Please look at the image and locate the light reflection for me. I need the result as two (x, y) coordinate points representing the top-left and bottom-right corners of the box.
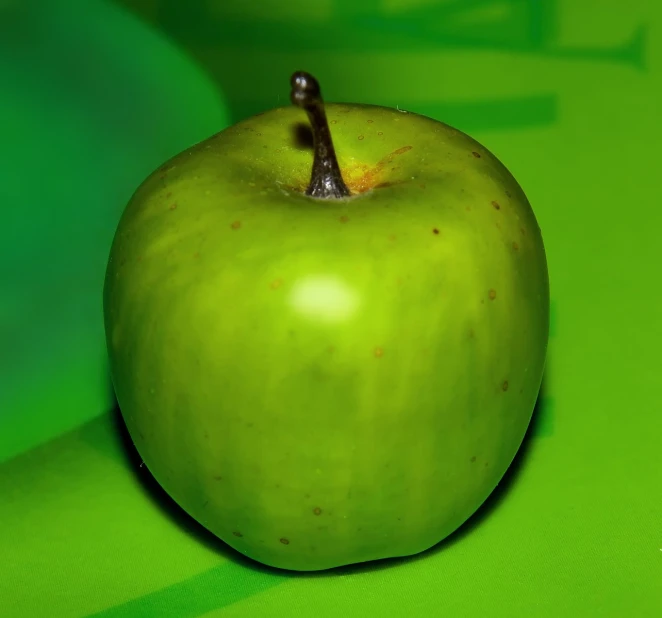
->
(289, 275), (360, 324)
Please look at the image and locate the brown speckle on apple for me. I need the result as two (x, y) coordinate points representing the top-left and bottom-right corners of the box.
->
(313, 507), (322, 516)
(489, 289), (497, 300)
(502, 381), (509, 391)
(492, 200), (500, 210)
(280, 538), (290, 545)
(339, 215), (349, 223)
(231, 220), (242, 230)
(374, 347), (384, 358)
(512, 241), (519, 250)
(472, 151), (481, 158)
(358, 135), (364, 140)
(233, 531), (243, 537)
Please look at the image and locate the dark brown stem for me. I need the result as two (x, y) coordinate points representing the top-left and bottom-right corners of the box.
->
(290, 71), (351, 199)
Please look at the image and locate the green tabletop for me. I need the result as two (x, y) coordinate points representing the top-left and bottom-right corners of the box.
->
(1, 1), (660, 616)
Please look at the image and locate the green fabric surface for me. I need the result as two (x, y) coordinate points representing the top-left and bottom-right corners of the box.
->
(1, 0), (660, 616)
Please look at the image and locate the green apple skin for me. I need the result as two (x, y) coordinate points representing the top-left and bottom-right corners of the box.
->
(104, 103), (549, 572)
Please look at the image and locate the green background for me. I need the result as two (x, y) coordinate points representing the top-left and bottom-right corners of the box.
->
(1, 0), (659, 616)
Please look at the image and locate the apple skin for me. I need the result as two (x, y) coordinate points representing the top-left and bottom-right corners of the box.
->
(104, 103), (549, 572)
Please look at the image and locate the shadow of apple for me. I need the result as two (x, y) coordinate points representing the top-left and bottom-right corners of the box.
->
(109, 367), (549, 577)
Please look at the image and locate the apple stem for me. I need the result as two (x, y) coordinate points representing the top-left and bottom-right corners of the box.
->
(290, 71), (351, 199)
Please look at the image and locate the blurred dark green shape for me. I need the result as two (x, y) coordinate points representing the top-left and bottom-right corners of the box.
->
(0, 0), (229, 462)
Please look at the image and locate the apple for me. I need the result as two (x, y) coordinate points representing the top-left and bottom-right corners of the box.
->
(104, 71), (549, 572)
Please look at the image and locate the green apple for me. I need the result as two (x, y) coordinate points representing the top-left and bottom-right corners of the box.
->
(104, 71), (549, 572)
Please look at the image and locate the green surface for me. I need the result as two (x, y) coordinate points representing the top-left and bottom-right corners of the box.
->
(1, 0), (660, 616)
